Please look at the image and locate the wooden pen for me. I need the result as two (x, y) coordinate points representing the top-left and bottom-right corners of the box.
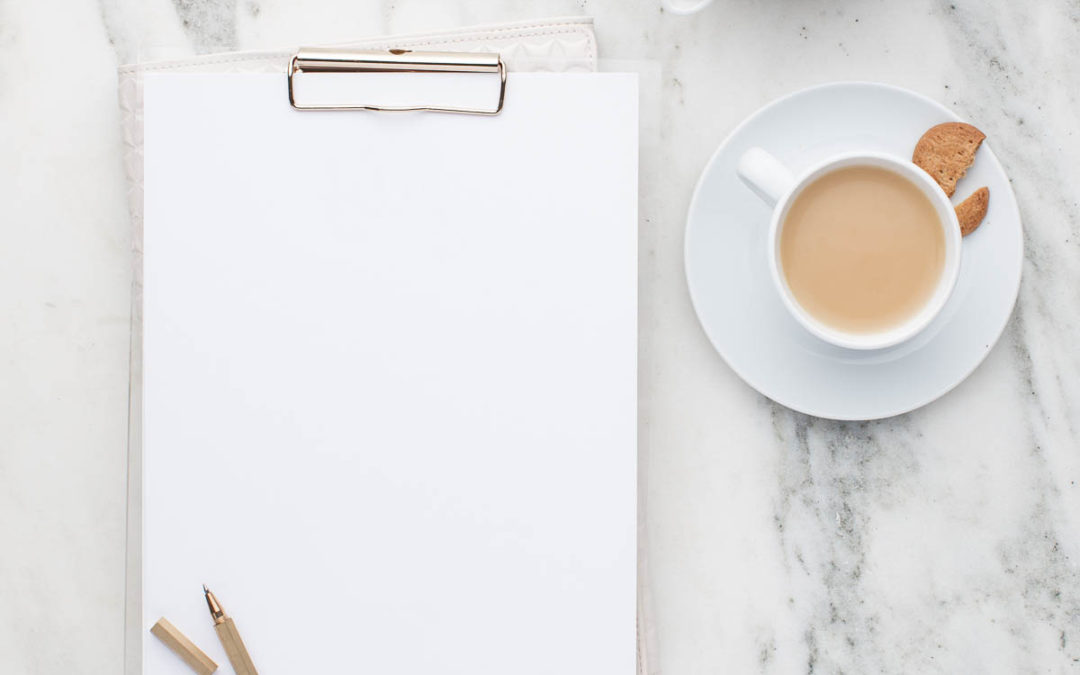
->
(203, 585), (258, 675)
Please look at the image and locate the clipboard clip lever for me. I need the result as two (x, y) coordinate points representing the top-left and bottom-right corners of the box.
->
(287, 47), (507, 115)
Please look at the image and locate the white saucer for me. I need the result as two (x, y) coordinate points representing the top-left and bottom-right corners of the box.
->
(684, 82), (1023, 420)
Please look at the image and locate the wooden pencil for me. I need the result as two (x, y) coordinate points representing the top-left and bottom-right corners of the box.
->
(203, 585), (258, 675)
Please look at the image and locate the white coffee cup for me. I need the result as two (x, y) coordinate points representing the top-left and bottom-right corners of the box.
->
(736, 148), (962, 350)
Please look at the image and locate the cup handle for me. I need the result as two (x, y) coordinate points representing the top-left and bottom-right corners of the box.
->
(737, 147), (795, 207)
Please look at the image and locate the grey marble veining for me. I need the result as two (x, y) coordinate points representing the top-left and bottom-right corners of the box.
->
(171, 0), (239, 52)
(1, 0), (1079, 673)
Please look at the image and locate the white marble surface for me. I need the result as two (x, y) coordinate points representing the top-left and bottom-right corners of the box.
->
(2, 1), (1079, 673)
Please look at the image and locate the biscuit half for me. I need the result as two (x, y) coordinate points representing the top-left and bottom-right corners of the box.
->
(955, 186), (989, 236)
(913, 122), (986, 197)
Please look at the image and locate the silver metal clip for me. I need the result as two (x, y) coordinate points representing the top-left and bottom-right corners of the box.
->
(287, 47), (507, 114)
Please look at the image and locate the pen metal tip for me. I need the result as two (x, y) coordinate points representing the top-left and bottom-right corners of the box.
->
(203, 584), (209, 594)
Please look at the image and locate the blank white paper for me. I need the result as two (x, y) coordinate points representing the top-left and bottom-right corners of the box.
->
(141, 72), (637, 674)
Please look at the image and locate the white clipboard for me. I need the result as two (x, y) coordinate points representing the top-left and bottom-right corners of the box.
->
(120, 18), (654, 675)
